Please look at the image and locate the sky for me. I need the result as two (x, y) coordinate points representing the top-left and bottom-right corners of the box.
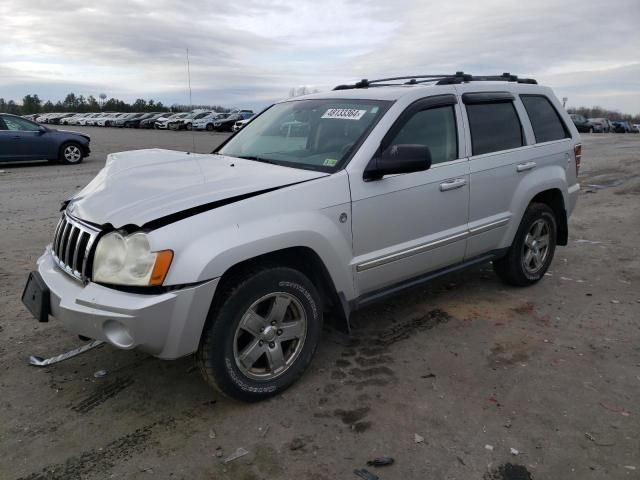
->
(1, 0), (639, 113)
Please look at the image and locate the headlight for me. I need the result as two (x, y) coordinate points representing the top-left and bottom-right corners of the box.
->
(93, 231), (173, 286)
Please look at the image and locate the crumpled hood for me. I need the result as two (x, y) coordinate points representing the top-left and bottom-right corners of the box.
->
(67, 149), (327, 228)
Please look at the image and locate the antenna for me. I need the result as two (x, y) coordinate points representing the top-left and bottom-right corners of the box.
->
(186, 47), (195, 153)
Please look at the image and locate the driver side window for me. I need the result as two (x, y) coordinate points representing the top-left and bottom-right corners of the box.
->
(3, 116), (40, 132)
(387, 106), (458, 164)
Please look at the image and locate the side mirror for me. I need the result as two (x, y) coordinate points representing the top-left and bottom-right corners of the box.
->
(364, 144), (432, 181)
(38, 126), (48, 135)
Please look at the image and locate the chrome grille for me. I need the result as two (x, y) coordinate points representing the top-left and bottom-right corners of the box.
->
(51, 213), (100, 282)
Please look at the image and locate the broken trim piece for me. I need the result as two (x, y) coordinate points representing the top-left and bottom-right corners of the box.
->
(28, 340), (105, 367)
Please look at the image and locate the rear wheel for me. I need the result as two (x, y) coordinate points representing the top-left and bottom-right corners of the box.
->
(186, 123), (192, 131)
(197, 267), (323, 402)
(206, 123), (214, 131)
(494, 203), (557, 286)
(58, 142), (84, 165)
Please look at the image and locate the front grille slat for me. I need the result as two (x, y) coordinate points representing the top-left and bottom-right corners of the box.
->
(74, 232), (90, 273)
(51, 213), (100, 283)
(58, 222), (72, 260)
(65, 227), (80, 267)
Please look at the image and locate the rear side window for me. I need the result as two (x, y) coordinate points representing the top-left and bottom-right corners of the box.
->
(388, 105), (458, 164)
(466, 102), (523, 155)
(521, 95), (570, 143)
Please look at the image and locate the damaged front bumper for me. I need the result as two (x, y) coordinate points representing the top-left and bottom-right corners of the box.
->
(27, 248), (218, 359)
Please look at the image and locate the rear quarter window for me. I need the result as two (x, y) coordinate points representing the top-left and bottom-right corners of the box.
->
(520, 95), (570, 143)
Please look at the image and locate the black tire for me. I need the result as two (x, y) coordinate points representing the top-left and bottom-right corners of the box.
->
(206, 123), (214, 131)
(493, 203), (557, 286)
(57, 142), (84, 165)
(197, 267), (323, 402)
(186, 123), (192, 131)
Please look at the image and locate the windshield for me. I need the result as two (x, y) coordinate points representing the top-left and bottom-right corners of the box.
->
(217, 99), (391, 172)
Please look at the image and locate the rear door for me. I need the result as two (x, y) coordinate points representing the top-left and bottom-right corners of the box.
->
(350, 95), (470, 296)
(460, 91), (531, 259)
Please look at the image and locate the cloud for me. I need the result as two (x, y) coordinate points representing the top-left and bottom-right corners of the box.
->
(1, 0), (639, 112)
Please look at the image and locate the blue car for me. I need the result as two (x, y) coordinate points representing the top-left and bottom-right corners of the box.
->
(0, 113), (91, 165)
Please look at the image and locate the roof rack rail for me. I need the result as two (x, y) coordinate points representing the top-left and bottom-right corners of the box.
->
(333, 72), (537, 90)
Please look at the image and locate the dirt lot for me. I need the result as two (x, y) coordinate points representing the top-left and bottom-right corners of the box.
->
(0, 129), (638, 480)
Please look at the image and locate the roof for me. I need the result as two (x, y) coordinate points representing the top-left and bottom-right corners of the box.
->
(288, 73), (546, 103)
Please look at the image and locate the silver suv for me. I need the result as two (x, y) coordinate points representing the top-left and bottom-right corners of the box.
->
(23, 72), (581, 401)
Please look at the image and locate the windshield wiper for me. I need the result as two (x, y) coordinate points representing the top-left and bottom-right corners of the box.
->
(236, 155), (277, 165)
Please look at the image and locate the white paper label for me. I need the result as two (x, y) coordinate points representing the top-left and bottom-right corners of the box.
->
(321, 108), (367, 120)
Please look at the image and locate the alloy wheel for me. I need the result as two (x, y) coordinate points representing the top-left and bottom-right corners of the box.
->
(64, 145), (82, 163)
(521, 218), (550, 275)
(233, 292), (307, 381)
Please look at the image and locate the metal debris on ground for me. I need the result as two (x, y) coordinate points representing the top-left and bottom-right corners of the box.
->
(354, 468), (379, 480)
(260, 425), (270, 438)
(208, 428), (216, 439)
(366, 457), (394, 467)
(93, 369), (107, 378)
(414, 433), (424, 443)
(223, 447), (248, 464)
(510, 447), (519, 455)
(485, 444), (494, 451)
(28, 339), (105, 367)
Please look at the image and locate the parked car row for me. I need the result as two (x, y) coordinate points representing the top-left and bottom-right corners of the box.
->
(23, 109), (256, 132)
(569, 113), (639, 133)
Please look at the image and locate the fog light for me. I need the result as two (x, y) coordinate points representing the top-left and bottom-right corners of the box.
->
(103, 320), (135, 348)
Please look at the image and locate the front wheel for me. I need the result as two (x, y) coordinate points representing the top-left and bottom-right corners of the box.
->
(58, 142), (84, 165)
(197, 267), (323, 402)
(205, 123), (214, 131)
(493, 203), (557, 286)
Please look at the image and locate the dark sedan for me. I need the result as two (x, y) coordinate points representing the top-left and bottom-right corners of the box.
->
(0, 114), (90, 165)
(213, 112), (253, 132)
(569, 113), (594, 133)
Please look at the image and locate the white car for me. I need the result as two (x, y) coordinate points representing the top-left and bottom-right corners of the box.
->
(60, 113), (89, 126)
(192, 113), (229, 131)
(77, 113), (104, 126)
(95, 113), (124, 127)
(23, 72), (581, 402)
(155, 112), (189, 129)
(232, 116), (254, 132)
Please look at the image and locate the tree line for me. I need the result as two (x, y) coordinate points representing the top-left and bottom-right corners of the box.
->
(0, 93), (230, 115)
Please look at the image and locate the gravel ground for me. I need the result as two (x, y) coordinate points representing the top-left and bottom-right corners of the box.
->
(0, 128), (638, 480)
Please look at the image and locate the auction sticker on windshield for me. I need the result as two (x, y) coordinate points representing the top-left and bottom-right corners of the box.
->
(321, 108), (367, 120)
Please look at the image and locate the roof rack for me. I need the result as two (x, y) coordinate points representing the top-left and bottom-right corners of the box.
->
(333, 72), (537, 90)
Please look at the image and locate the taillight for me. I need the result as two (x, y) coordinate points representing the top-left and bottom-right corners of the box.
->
(574, 143), (582, 176)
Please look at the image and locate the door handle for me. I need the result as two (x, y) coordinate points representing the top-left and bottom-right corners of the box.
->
(516, 161), (536, 172)
(439, 178), (467, 192)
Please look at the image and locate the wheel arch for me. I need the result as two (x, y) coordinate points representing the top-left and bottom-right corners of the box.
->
(210, 246), (349, 332)
(528, 188), (568, 245)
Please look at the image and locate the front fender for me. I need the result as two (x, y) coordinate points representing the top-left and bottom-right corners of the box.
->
(149, 173), (355, 301)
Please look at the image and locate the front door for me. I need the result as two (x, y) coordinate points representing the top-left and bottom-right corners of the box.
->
(1, 115), (54, 160)
(350, 96), (469, 297)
